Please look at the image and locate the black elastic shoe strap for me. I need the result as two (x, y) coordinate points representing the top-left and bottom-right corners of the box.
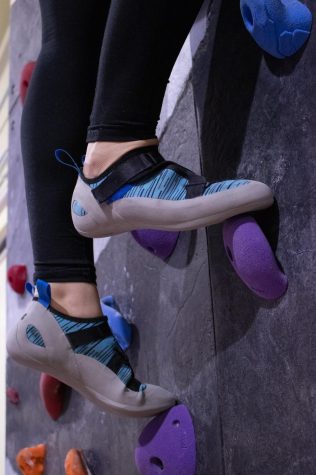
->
(127, 377), (142, 392)
(107, 348), (141, 392)
(66, 321), (112, 349)
(90, 147), (208, 203)
(107, 351), (125, 374)
(92, 149), (165, 203)
(185, 174), (208, 198)
(158, 162), (207, 198)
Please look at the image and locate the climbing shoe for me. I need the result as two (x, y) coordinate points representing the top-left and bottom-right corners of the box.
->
(55, 146), (274, 238)
(7, 280), (176, 418)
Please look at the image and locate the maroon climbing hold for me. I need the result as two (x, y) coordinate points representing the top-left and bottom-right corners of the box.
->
(7, 265), (27, 294)
(39, 373), (69, 420)
(6, 387), (20, 405)
(20, 61), (36, 105)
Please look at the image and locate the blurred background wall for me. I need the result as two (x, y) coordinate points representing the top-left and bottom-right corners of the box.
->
(0, 1), (9, 474)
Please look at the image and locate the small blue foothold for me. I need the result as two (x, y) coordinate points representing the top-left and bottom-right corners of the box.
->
(100, 296), (133, 351)
(101, 295), (119, 311)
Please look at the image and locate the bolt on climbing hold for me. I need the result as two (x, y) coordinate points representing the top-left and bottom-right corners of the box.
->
(20, 61), (36, 104)
(131, 229), (179, 260)
(7, 265), (27, 294)
(6, 386), (20, 405)
(39, 373), (70, 420)
(64, 449), (94, 475)
(16, 443), (46, 475)
(135, 404), (196, 475)
(223, 215), (288, 300)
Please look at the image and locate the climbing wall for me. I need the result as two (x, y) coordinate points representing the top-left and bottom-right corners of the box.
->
(6, 0), (316, 474)
(6, 0), (221, 474)
(193, 0), (316, 473)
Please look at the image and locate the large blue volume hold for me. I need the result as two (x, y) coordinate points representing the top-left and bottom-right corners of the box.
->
(240, 0), (312, 58)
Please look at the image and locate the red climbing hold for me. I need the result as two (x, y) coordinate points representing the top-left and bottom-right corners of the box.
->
(6, 386), (20, 405)
(20, 61), (36, 105)
(7, 265), (27, 294)
(39, 373), (69, 420)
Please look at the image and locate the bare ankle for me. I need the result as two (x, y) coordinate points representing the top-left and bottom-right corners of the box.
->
(49, 282), (102, 318)
(83, 138), (158, 179)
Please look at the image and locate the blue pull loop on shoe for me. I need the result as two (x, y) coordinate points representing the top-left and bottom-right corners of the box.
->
(35, 279), (51, 309)
(240, 0), (312, 58)
(55, 149), (82, 174)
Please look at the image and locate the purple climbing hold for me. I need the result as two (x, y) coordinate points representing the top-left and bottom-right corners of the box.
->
(131, 229), (179, 260)
(223, 215), (288, 300)
(135, 404), (196, 475)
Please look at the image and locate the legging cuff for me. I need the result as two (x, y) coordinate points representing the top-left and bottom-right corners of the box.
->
(86, 123), (157, 142)
(33, 263), (96, 284)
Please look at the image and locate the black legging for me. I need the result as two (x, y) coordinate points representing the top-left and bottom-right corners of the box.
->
(21, 0), (204, 283)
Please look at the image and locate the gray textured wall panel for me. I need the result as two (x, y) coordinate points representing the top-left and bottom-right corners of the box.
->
(193, 0), (316, 473)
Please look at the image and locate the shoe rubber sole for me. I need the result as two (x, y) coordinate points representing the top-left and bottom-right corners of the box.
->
(7, 322), (176, 418)
(72, 179), (274, 238)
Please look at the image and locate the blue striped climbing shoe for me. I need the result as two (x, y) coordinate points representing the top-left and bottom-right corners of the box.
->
(6, 279), (176, 418)
(55, 146), (274, 238)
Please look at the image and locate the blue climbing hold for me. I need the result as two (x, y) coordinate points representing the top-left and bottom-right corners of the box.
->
(240, 0), (312, 58)
(100, 295), (133, 351)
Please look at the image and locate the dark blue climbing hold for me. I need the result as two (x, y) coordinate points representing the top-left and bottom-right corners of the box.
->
(240, 0), (312, 58)
(100, 295), (133, 351)
(135, 404), (196, 475)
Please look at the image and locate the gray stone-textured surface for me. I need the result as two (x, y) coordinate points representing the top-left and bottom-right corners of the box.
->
(193, 0), (316, 473)
(6, 0), (316, 474)
(6, 1), (221, 474)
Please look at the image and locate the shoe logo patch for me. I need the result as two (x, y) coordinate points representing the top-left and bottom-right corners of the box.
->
(26, 324), (45, 347)
(72, 200), (87, 217)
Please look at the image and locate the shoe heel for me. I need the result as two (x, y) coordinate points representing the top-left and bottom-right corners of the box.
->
(7, 323), (49, 373)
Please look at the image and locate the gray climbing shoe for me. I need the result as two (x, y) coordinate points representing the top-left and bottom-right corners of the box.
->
(55, 146), (274, 238)
(7, 280), (176, 418)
